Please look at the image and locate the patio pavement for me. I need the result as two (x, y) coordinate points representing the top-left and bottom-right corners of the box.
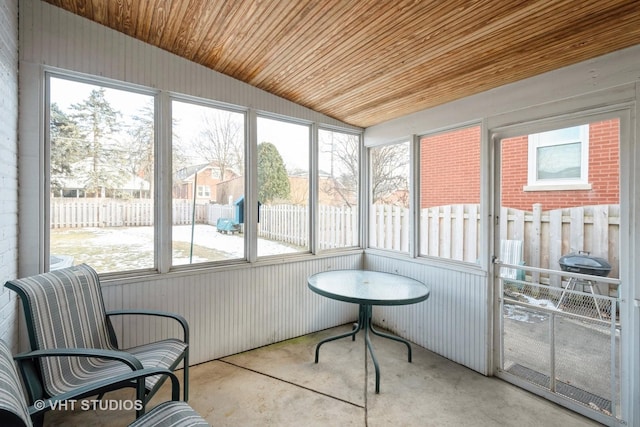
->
(43, 324), (600, 426)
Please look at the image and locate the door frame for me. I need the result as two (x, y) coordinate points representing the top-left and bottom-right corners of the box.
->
(489, 105), (632, 426)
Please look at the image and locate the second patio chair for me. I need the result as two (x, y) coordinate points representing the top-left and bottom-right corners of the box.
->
(4, 264), (189, 422)
(0, 339), (208, 427)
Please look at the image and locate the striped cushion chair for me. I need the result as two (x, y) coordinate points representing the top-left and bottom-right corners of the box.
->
(128, 401), (210, 427)
(4, 264), (189, 421)
(0, 339), (208, 427)
(0, 340), (31, 427)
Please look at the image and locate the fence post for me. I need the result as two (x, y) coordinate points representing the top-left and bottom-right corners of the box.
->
(531, 203), (542, 285)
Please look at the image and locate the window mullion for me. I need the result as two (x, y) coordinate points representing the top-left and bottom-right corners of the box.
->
(157, 91), (172, 274)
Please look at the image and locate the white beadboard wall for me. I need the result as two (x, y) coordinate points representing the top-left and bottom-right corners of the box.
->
(102, 255), (362, 365)
(0, 0), (19, 351)
(364, 253), (489, 374)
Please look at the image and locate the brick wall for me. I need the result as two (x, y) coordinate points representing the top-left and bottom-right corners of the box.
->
(0, 0), (19, 350)
(419, 120), (620, 211)
(420, 126), (481, 208)
(501, 119), (619, 210)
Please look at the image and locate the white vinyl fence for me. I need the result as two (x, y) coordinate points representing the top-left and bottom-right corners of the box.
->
(51, 199), (619, 279)
(50, 198), (358, 250)
(369, 203), (619, 282)
(50, 199), (236, 228)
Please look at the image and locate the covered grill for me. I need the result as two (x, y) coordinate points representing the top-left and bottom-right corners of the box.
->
(559, 251), (611, 277)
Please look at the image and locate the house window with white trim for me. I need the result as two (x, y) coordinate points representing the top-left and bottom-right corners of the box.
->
(525, 124), (590, 191)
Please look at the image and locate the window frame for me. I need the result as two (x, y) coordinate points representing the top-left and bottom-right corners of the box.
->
(42, 70), (364, 277)
(416, 124), (482, 263)
(255, 113), (313, 258)
(169, 95), (249, 270)
(367, 139), (412, 254)
(45, 71), (159, 275)
(525, 124), (591, 191)
(196, 185), (210, 198)
(316, 126), (362, 252)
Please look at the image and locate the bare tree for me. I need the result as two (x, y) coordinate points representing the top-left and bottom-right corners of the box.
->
(370, 142), (410, 206)
(319, 131), (359, 207)
(193, 110), (244, 179)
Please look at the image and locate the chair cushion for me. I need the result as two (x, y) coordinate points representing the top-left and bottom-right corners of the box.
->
(0, 340), (32, 427)
(41, 339), (187, 396)
(128, 401), (209, 427)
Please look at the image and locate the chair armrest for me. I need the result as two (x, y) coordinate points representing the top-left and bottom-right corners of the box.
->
(14, 347), (144, 371)
(106, 310), (189, 344)
(28, 368), (180, 417)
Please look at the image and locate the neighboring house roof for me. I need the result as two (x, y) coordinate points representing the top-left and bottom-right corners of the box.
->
(174, 163), (210, 183)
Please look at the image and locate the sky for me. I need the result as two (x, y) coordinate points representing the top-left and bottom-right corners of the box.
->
(51, 76), (312, 172)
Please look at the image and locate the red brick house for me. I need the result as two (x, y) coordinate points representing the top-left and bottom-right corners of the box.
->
(420, 120), (619, 210)
(174, 163), (238, 204)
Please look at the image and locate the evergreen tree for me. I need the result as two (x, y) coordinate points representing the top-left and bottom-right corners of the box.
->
(128, 103), (155, 198)
(70, 88), (124, 197)
(50, 103), (82, 194)
(257, 142), (290, 203)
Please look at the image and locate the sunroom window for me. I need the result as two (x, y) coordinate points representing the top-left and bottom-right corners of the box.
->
(48, 75), (155, 273)
(171, 100), (246, 266)
(46, 72), (359, 274)
(317, 129), (360, 250)
(257, 117), (310, 257)
(369, 141), (410, 253)
(418, 125), (481, 262)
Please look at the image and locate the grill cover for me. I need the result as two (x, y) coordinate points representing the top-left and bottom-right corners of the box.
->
(559, 251), (611, 277)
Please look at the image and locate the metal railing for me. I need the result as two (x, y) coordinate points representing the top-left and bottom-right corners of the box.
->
(497, 262), (621, 423)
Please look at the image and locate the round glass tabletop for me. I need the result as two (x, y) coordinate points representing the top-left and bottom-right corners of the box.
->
(307, 270), (430, 306)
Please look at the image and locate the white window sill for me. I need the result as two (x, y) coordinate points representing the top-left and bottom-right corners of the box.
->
(523, 183), (592, 192)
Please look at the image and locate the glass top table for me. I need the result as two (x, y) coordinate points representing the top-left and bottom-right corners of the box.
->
(308, 270), (431, 393)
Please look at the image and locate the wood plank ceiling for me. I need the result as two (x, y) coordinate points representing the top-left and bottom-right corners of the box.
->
(43, 0), (640, 128)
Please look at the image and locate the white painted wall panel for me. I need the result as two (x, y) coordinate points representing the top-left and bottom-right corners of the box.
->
(364, 254), (489, 374)
(102, 255), (363, 364)
(0, 0), (19, 351)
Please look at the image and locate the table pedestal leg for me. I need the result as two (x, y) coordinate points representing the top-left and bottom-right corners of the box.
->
(314, 304), (414, 394)
(362, 305), (381, 393)
(314, 305), (364, 363)
(369, 321), (413, 362)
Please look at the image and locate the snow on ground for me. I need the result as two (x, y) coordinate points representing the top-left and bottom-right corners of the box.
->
(51, 224), (301, 272)
(172, 224), (300, 257)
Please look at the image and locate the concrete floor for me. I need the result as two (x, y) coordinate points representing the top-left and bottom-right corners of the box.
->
(43, 324), (601, 426)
